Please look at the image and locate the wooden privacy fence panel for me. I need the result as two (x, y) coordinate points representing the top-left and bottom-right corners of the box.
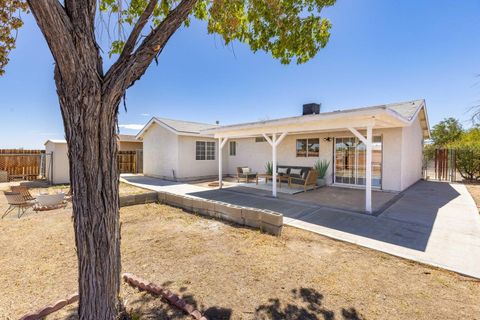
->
(423, 148), (458, 182)
(0, 149), (46, 181)
(118, 151), (137, 174)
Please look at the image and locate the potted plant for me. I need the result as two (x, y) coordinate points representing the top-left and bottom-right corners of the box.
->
(314, 159), (330, 187)
(265, 161), (273, 175)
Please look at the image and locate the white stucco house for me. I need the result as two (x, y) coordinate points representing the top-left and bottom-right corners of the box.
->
(137, 99), (430, 212)
(44, 134), (143, 184)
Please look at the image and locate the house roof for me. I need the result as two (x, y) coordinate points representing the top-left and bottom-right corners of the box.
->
(44, 139), (67, 145)
(45, 134), (142, 145)
(117, 134), (141, 142)
(203, 99), (430, 139)
(137, 117), (219, 138)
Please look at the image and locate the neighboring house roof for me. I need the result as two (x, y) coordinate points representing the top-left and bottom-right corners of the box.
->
(117, 134), (141, 143)
(137, 117), (219, 139)
(44, 139), (67, 145)
(45, 134), (142, 145)
(203, 99), (430, 139)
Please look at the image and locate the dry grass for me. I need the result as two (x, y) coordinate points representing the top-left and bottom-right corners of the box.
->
(0, 181), (150, 197)
(466, 183), (480, 212)
(0, 204), (479, 320)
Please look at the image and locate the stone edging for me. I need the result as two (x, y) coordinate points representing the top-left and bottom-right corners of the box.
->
(20, 294), (78, 320)
(123, 273), (208, 320)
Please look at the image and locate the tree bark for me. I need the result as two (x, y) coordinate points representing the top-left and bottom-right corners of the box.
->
(55, 65), (122, 319)
(27, 0), (197, 318)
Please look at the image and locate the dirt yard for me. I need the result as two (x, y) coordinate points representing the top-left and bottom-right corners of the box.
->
(0, 181), (149, 196)
(0, 203), (479, 320)
(466, 183), (480, 212)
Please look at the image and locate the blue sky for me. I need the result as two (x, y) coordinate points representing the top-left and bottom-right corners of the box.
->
(1, 0), (479, 148)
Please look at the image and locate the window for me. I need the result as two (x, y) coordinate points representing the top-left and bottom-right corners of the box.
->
(255, 136), (272, 143)
(229, 141), (236, 156)
(196, 141), (216, 160)
(296, 138), (319, 157)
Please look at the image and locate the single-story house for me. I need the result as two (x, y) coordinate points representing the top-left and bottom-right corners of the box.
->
(45, 134), (143, 184)
(137, 99), (430, 213)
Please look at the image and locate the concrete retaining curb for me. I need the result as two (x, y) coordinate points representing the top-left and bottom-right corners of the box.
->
(120, 191), (159, 207)
(159, 191), (283, 236)
(119, 191), (283, 235)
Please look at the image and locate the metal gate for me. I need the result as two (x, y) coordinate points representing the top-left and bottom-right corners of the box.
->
(423, 148), (458, 182)
(0, 150), (52, 182)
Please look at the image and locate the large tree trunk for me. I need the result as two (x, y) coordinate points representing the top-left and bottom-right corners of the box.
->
(56, 67), (122, 319)
(26, 1), (198, 318)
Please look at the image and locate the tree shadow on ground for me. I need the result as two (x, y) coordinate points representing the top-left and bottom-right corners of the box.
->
(254, 287), (365, 320)
(125, 286), (232, 320)
(58, 287), (360, 320)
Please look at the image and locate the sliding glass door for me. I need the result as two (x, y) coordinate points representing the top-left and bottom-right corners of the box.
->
(334, 136), (382, 188)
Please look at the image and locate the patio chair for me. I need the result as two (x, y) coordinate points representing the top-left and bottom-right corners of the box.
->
(288, 169), (318, 192)
(10, 186), (36, 202)
(236, 167), (258, 183)
(2, 191), (34, 219)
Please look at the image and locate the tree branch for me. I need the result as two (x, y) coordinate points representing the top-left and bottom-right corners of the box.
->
(120, 0), (158, 60)
(64, 0), (103, 76)
(27, 0), (78, 82)
(103, 0), (198, 104)
(64, 0), (96, 34)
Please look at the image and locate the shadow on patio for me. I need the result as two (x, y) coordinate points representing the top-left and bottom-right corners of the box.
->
(187, 181), (461, 252)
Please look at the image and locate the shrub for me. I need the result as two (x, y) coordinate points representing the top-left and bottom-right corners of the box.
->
(450, 128), (480, 181)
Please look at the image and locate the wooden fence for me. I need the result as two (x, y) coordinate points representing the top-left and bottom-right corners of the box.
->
(0, 149), (46, 181)
(118, 151), (137, 174)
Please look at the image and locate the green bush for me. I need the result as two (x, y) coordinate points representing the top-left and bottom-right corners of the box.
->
(450, 128), (480, 181)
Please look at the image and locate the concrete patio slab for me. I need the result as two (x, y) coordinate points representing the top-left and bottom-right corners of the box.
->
(121, 175), (480, 279)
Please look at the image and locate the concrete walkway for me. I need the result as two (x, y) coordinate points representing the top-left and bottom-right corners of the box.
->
(121, 175), (480, 279)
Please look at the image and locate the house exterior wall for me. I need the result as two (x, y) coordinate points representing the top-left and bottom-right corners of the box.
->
(119, 141), (143, 151)
(141, 119), (424, 191)
(225, 128), (405, 191)
(226, 133), (333, 179)
(45, 142), (70, 185)
(176, 135), (228, 180)
(400, 116), (424, 190)
(143, 122), (179, 180)
(381, 128), (403, 191)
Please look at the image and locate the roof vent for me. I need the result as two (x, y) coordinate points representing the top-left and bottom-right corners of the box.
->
(303, 103), (321, 115)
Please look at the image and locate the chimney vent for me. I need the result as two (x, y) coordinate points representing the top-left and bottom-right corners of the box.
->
(302, 103), (321, 115)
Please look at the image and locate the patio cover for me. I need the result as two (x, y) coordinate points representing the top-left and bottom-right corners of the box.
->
(202, 100), (429, 213)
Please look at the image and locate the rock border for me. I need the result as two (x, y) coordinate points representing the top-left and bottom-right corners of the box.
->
(20, 293), (78, 320)
(123, 273), (208, 320)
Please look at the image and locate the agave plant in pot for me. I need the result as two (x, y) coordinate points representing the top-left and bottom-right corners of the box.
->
(265, 161), (273, 175)
(314, 159), (330, 187)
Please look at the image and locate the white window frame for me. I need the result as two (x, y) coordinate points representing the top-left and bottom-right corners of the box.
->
(229, 141), (236, 156)
(196, 141), (216, 161)
(296, 138), (320, 158)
